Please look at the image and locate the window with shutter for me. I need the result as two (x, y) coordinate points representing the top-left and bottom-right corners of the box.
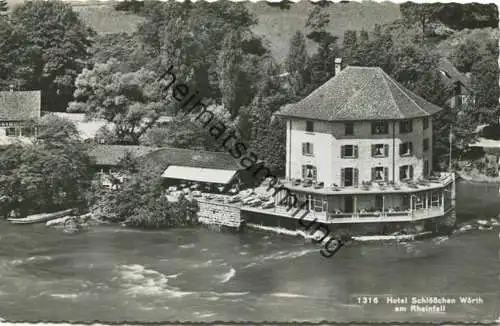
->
(341, 168), (345, 187)
(384, 144), (389, 157)
(409, 165), (414, 179)
(342, 145), (356, 158)
(353, 168), (359, 187)
(302, 142), (313, 156)
(372, 144), (387, 157)
(384, 167), (388, 181)
(340, 145), (344, 158)
(400, 142), (413, 156)
(373, 167), (385, 181)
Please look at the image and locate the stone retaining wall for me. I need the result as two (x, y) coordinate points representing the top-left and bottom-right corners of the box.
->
(197, 200), (241, 229)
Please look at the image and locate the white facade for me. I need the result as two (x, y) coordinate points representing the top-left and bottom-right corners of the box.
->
(286, 117), (434, 187)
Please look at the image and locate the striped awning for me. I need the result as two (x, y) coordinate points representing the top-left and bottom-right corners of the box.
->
(161, 165), (237, 185)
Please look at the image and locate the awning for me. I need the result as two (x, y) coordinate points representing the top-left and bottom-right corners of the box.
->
(161, 165), (237, 184)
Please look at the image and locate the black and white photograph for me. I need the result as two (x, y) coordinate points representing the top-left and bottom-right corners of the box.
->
(0, 0), (499, 323)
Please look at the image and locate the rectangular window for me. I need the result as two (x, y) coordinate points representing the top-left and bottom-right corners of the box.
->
(400, 119), (413, 133)
(341, 145), (358, 158)
(341, 167), (358, 187)
(371, 167), (388, 182)
(399, 165), (414, 181)
(423, 138), (429, 152)
(371, 121), (389, 135)
(371, 144), (389, 158)
(345, 122), (354, 136)
(306, 121), (314, 133)
(399, 142), (413, 156)
(423, 117), (429, 130)
(302, 142), (314, 156)
(302, 164), (317, 181)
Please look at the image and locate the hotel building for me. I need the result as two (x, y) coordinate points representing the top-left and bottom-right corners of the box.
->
(270, 63), (455, 231)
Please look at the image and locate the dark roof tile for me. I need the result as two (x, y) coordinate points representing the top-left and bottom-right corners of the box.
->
(276, 66), (443, 121)
(0, 91), (41, 121)
(143, 147), (241, 171)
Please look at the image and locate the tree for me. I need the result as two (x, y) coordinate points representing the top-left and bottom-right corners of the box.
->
(35, 114), (81, 145)
(0, 117), (93, 218)
(9, 0), (94, 111)
(304, 6), (340, 90)
(342, 30), (357, 66)
(88, 33), (150, 72)
(217, 29), (245, 117)
(450, 39), (482, 73)
(138, 0), (260, 105)
(68, 59), (172, 144)
(471, 56), (500, 110)
(286, 31), (309, 96)
(305, 6), (335, 45)
(400, 2), (442, 39)
(142, 104), (237, 151)
(90, 160), (198, 228)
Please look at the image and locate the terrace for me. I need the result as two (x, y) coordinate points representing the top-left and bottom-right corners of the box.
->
(273, 172), (455, 196)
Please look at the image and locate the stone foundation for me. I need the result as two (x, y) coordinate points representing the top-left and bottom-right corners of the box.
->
(197, 201), (241, 230)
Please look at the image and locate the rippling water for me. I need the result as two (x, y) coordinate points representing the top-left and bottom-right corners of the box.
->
(0, 182), (498, 322)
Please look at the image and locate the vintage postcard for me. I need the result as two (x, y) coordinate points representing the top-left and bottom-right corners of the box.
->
(0, 0), (498, 324)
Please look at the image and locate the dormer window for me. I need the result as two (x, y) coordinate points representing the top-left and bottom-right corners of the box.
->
(345, 122), (354, 135)
(400, 119), (413, 133)
(371, 121), (388, 135)
(306, 121), (314, 132)
(423, 117), (429, 130)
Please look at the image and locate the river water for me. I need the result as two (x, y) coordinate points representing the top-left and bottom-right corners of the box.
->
(0, 182), (498, 323)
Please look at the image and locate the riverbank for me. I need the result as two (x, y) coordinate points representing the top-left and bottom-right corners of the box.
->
(456, 170), (500, 183)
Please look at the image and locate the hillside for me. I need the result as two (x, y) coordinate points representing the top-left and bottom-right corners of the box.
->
(246, 1), (401, 63)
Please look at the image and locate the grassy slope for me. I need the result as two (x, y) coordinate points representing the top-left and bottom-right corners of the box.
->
(44, 1), (401, 64)
(247, 1), (401, 63)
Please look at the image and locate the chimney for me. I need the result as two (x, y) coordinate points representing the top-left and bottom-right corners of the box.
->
(9, 84), (14, 93)
(335, 58), (342, 76)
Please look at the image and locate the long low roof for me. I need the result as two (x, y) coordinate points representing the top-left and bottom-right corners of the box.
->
(161, 165), (237, 184)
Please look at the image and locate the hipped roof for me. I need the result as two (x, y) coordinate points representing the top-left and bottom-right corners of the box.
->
(276, 66), (443, 122)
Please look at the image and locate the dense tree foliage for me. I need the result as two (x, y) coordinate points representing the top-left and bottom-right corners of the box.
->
(286, 31), (310, 97)
(0, 116), (93, 218)
(68, 59), (172, 144)
(4, 1), (94, 111)
(90, 159), (198, 228)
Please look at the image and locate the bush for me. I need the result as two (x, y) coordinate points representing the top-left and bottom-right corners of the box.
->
(486, 167), (498, 177)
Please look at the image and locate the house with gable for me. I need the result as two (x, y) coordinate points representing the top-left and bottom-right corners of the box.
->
(0, 88), (41, 143)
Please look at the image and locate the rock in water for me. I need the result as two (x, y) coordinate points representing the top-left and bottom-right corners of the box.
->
(477, 220), (490, 227)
